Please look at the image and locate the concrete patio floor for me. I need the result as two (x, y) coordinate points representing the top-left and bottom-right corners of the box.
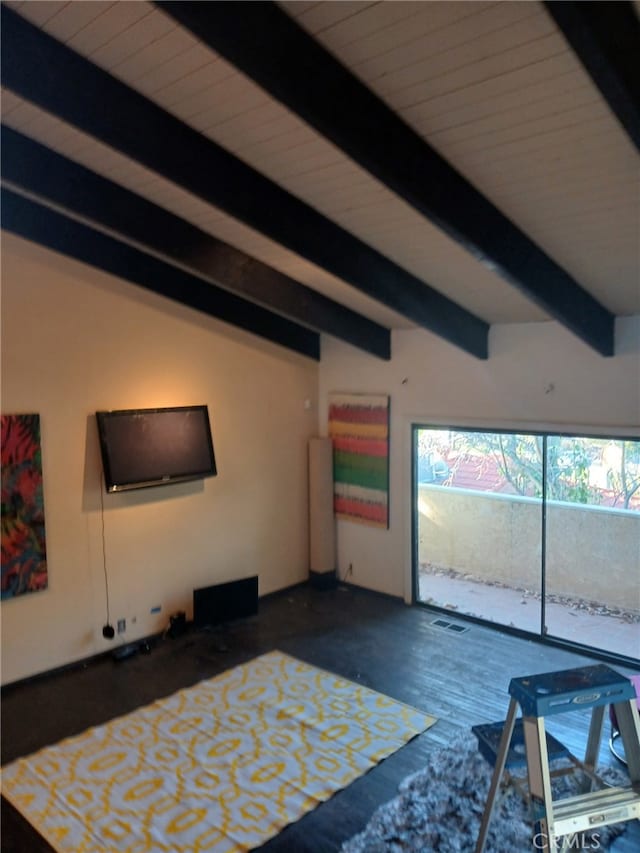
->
(418, 572), (640, 662)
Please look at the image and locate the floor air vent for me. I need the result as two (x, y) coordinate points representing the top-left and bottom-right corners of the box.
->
(431, 617), (470, 634)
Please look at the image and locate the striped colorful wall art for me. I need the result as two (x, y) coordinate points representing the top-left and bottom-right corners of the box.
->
(328, 393), (390, 529)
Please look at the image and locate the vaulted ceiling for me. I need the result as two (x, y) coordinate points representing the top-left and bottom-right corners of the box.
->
(2, 1), (639, 361)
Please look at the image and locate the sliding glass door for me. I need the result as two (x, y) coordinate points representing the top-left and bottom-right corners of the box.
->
(414, 427), (640, 661)
(544, 436), (640, 659)
(415, 428), (542, 634)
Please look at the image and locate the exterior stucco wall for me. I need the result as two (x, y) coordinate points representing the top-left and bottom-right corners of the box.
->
(418, 485), (639, 610)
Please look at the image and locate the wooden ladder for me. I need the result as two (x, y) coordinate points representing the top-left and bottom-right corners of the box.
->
(475, 664), (640, 853)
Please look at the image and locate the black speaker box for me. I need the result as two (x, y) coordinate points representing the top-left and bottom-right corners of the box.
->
(193, 575), (258, 630)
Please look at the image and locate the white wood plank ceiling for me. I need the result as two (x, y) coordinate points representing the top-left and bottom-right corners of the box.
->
(1, 0), (639, 350)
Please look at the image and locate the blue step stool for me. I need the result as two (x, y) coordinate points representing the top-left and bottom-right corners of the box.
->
(475, 664), (640, 853)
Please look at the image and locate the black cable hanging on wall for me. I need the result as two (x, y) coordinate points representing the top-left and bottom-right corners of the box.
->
(99, 471), (115, 640)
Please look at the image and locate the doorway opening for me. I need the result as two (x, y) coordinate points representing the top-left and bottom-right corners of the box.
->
(413, 426), (639, 663)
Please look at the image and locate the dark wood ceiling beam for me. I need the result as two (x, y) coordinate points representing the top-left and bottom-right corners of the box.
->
(158, 0), (615, 357)
(1, 188), (320, 360)
(1, 127), (390, 360)
(544, 1), (640, 152)
(0, 6), (488, 359)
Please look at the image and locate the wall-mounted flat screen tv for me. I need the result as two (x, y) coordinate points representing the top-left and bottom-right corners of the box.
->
(96, 405), (217, 492)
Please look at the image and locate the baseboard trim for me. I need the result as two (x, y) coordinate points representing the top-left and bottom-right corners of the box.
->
(1, 630), (164, 694)
(309, 570), (338, 590)
(1, 581), (404, 692)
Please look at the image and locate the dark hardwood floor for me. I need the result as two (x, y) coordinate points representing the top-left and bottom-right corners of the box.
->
(2, 583), (638, 851)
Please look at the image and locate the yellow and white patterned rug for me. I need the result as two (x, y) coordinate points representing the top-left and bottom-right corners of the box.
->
(1, 650), (436, 852)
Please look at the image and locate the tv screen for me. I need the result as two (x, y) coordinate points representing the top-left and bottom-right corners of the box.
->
(96, 405), (216, 492)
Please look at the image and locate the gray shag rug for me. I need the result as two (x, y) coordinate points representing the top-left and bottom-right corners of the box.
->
(341, 735), (629, 852)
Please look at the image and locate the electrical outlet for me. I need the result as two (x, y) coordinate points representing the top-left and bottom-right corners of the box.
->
(117, 618), (126, 633)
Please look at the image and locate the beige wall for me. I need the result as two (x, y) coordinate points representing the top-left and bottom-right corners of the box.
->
(1, 235), (318, 684)
(318, 321), (640, 600)
(3, 231), (639, 682)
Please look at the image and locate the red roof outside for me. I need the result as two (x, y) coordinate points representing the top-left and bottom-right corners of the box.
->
(421, 450), (640, 511)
